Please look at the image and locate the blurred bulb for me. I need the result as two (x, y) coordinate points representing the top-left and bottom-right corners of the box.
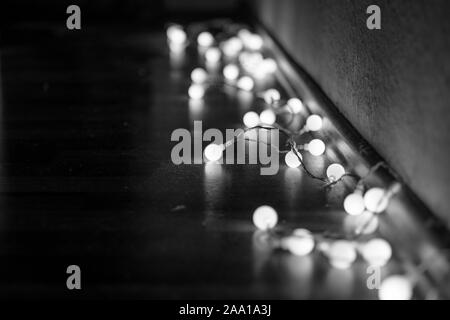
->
(243, 111), (260, 128)
(364, 188), (389, 213)
(237, 76), (254, 91)
(188, 84), (205, 100)
(259, 110), (276, 125)
(260, 58), (277, 74)
(237, 29), (252, 42)
(263, 89), (281, 105)
(326, 163), (346, 181)
(308, 139), (326, 156)
(222, 37), (243, 57)
(343, 193), (365, 216)
(281, 229), (315, 256)
(379, 276), (413, 300)
(253, 205), (278, 230)
(239, 52), (263, 74)
(204, 143), (224, 162)
(167, 25), (186, 45)
(306, 114), (323, 132)
(205, 47), (221, 64)
(247, 34), (264, 51)
(197, 31), (214, 47)
(191, 68), (208, 83)
(287, 98), (303, 113)
(360, 238), (392, 267)
(223, 64), (239, 81)
(328, 240), (357, 269)
(285, 151), (302, 168)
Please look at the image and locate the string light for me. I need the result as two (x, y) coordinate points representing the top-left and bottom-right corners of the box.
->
(280, 229), (315, 256)
(204, 143), (224, 162)
(223, 64), (239, 81)
(197, 31), (214, 47)
(307, 139), (326, 156)
(260, 58), (277, 74)
(222, 37), (243, 57)
(191, 68), (208, 83)
(246, 34), (264, 51)
(259, 110), (276, 125)
(205, 47), (221, 64)
(253, 206), (278, 231)
(287, 98), (304, 114)
(305, 114), (323, 132)
(364, 188), (389, 213)
(326, 163), (346, 181)
(243, 111), (260, 128)
(167, 25), (187, 45)
(285, 150), (302, 168)
(327, 240), (357, 269)
(188, 84), (205, 100)
(343, 192), (365, 216)
(360, 238), (392, 267)
(379, 275), (413, 300)
(263, 89), (281, 105)
(237, 76), (254, 91)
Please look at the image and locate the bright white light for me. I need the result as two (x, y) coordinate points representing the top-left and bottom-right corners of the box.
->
(239, 52), (263, 74)
(247, 34), (264, 51)
(243, 111), (260, 128)
(205, 47), (221, 64)
(253, 205), (278, 231)
(263, 89), (281, 105)
(237, 76), (254, 91)
(306, 114), (323, 132)
(379, 276), (413, 300)
(191, 68), (208, 83)
(281, 229), (315, 256)
(223, 64), (239, 81)
(364, 188), (389, 213)
(204, 143), (224, 162)
(167, 25), (186, 45)
(343, 193), (365, 216)
(308, 139), (326, 156)
(259, 110), (276, 125)
(328, 240), (357, 269)
(188, 84), (205, 100)
(285, 151), (302, 168)
(197, 31), (214, 47)
(287, 98), (303, 113)
(326, 163), (346, 181)
(360, 238), (392, 267)
(222, 37), (243, 57)
(260, 58), (277, 74)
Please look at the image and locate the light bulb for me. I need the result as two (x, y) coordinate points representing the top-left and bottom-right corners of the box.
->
(306, 114), (323, 132)
(222, 37), (243, 57)
(204, 143), (224, 162)
(243, 111), (260, 128)
(328, 240), (357, 269)
(287, 98), (303, 113)
(223, 64), (239, 81)
(281, 229), (315, 256)
(263, 89), (281, 105)
(237, 29), (252, 42)
(191, 68), (208, 84)
(237, 76), (254, 91)
(167, 25), (186, 45)
(343, 193), (365, 216)
(308, 139), (326, 156)
(364, 188), (389, 213)
(246, 34), (263, 51)
(379, 276), (413, 300)
(197, 31), (214, 47)
(260, 58), (277, 74)
(360, 238), (392, 267)
(253, 205), (278, 230)
(188, 84), (205, 100)
(326, 163), (346, 181)
(205, 47), (221, 64)
(239, 52), (263, 74)
(285, 151), (302, 168)
(259, 110), (276, 125)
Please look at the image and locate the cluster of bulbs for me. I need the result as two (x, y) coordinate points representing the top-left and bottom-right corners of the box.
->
(168, 23), (414, 300)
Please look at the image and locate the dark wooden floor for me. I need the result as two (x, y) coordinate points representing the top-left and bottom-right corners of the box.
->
(0, 23), (387, 299)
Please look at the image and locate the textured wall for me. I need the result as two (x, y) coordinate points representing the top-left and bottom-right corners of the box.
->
(252, 0), (450, 226)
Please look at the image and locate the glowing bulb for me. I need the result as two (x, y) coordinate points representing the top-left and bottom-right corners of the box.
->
(360, 238), (392, 267)
(379, 276), (413, 300)
(364, 188), (389, 213)
(188, 84), (205, 100)
(285, 151), (302, 168)
(243, 111), (260, 128)
(239, 52), (263, 74)
(197, 31), (214, 47)
(306, 114), (323, 132)
(222, 37), (243, 57)
(328, 240), (357, 269)
(260, 58), (277, 74)
(263, 89), (281, 105)
(237, 29), (252, 42)
(281, 229), (315, 256)
(287, 98), (303, 113)
(343, 193), (365, 216)
(308, 139), (326, 156)
(247, 34), (264, 51)
(204, 143), (224, 162)
(167, 25), (186, 45)
(326, 163), (346, 181)
(259, 110), (276, 125)
(237, 76), (254, 91)
(205, 47), (221, 64)
(191, 68), (208, 83)
(252, 205), (278, 230)
(223, 64), (239, 81)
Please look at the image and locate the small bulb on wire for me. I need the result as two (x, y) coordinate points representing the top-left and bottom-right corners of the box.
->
(328, 240), (357, 269)
(243, 111), (260, 128)
(188, 84), (205, 100)
(205, 47), (221, 64)
(307, 139), (326, 156)
(306, 114), (323, 132)
(263, 89), (281, 105)
(204, 143), (224, 162)
(281, 229), (315, 256)
(364, 188), (389, 213)
(167, 25), (186, 45)
(191, 68), (208, 84)
(259, 109), (276, 125)
(379, 275), (413, 300)
(197, 31), (214, 47)
(246, 34), (264, 51)
(343, 192), (365, 216)
(222, 37), (243, 57)
(253, 205), (278, 231)
(326, 163), (346, 181)
(287, 98), (303, 113)
(223, 64), (239, 81)
(260, 58), (277, 74)
(237, 76), (254, 91)
(360, 238), (392, 267)
(285, 151), (302, 168)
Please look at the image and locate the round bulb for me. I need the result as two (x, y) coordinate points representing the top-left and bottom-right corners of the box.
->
(364, 188), (389, 213)
(205, 47), (221, 64)
(239, 52), (263, 74)
(253, 206), (278, 231)
(260, 58), (277, 74)
(281, 229), (315, 256)
(263, 89), (281, 105)
(326, 163), (346, 181)
(328, 240), (357, 269)
(343, 193), (365, 216)
(243, 111), (260, 128)
(167, 25), (186, 45)
(204, 143), (223, 162)
(247, 34), (263, 51)
(308, 139), (326, 156)
(191, 68), (208, 84)
(197, 31), (214, 47)
(287, 98), (303, 113)
(223, 64), (239, 81)
(259, 109), (276, 125)
(306, 114), (323, 132)
(360, 238), (392, 267)
(379, 276), (413, 300)
(237, 76), (254, 91)
(222, 37), (243, 57)
(285, 151), (302, 168)
(188, 84), (205, 100)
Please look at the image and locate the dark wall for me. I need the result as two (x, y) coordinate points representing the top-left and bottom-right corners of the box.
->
(251, 0), (450, 226)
